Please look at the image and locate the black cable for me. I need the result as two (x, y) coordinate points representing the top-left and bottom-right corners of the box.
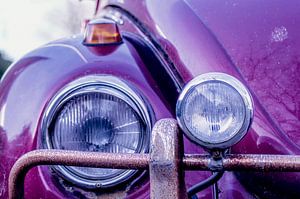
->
(187, 171), (224, 199)
(213, 180), (219, 199)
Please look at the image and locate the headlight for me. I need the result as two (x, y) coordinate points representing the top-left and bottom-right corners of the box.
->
(41, 76), (153, 189)
(176, 72), (253, 150)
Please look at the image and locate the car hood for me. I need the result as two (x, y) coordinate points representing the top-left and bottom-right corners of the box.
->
(184, 0), (300, 147)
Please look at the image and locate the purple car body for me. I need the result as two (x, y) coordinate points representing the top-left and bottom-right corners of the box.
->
(1, 0), (300, 198)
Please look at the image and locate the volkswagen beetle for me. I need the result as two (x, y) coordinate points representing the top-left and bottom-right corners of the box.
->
(1, 0), (300, 198)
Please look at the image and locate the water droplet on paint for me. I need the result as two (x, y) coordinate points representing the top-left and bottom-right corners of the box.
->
(271, 26), (288, 42)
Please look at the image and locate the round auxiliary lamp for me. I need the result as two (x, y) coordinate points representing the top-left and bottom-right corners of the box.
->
(176, 72), (253, 150)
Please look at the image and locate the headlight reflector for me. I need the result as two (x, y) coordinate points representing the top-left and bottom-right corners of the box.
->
(42, 76), (152, 189)
(176, 73), (253, 149)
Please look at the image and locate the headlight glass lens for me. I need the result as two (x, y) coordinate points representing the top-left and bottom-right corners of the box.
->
(51, 92), (144, 179)
(177, 72), (253, 149)
(43, 76), (152, 189)
(182, 81), (245, 144)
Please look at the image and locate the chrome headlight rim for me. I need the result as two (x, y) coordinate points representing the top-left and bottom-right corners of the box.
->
(41, 75), (154, 189)
(176, 72), (253, 150)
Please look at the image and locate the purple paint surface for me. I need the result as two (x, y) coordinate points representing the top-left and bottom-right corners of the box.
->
(1, 0), (300, 198)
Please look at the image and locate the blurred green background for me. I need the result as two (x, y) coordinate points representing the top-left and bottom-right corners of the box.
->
(0, 52), (11, 78)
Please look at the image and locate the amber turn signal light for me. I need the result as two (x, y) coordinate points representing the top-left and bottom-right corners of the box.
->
(83, 19), (122, 46)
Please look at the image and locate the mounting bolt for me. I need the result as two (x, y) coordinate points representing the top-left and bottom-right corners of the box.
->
(95, 183), (102, 188)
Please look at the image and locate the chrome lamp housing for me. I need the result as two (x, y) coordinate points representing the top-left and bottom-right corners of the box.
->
(40, 75), (153, 189)
(176, 72), (253, 150)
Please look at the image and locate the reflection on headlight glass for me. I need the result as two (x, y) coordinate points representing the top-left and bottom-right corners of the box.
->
(183, 81), (245, 144)
(51, 92), (145, 179)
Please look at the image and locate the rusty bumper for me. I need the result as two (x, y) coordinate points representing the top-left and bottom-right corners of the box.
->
(9, 119), (300, 199)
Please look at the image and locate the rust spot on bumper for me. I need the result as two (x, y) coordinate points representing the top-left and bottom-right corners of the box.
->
(222, 154), (300, 172)
(8, 151), (148, 199)
(149, 119), (187, 199)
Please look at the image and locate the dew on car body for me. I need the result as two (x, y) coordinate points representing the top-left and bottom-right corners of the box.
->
(271, 26), (288, 42)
